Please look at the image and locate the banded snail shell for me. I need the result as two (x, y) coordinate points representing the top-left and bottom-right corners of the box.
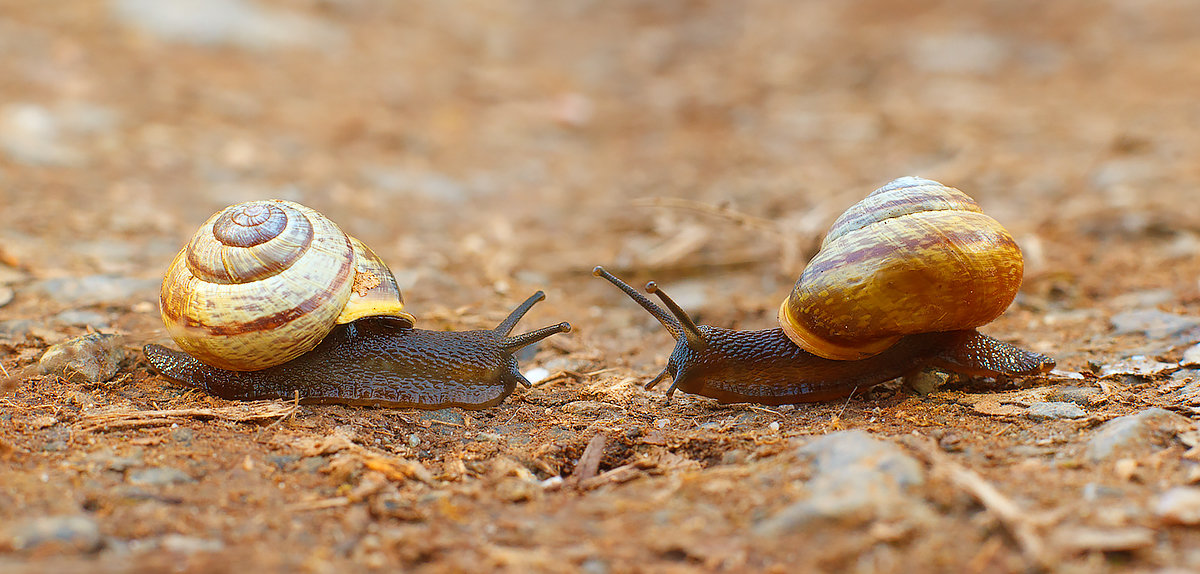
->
(159, 200), (415, 371)
(778, 177), (1024, 360)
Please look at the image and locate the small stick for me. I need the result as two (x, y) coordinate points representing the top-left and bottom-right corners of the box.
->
(908, 439), (1054, 570)
(569, 433), (607, 485)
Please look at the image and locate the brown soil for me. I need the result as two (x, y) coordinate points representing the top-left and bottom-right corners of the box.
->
(3, 1), (1200, 572)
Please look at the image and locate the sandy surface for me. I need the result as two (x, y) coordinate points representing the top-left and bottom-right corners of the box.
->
(2, 0), (1200, 571)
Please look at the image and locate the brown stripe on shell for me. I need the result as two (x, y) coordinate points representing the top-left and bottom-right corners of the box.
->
(802, 211), (1015, 280)
(823, 183), (982, 246)
(162, 238), (356, 336)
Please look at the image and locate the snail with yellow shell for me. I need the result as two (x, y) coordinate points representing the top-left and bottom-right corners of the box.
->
(143, 200), (571, 410)
(594, 176), (1055, 405)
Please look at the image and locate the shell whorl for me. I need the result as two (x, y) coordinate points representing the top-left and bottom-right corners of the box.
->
(160, 200), (414, 371)
(779, 177), (1024, 360)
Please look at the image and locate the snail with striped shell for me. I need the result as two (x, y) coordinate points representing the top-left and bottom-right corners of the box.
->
(595, 177), (1054, 405)
(143, 200), (570, 410)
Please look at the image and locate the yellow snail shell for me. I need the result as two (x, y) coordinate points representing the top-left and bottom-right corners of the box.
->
(159, 199), (415, 371)
(779, 177), (1024, 360)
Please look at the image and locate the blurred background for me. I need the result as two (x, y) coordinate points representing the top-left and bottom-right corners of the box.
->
(0, 0), (1198, 367)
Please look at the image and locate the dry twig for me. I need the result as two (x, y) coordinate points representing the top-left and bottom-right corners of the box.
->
(569, 433), (607, 486)
(77, 401), (297, 433)
(907, 438), (1055, 571)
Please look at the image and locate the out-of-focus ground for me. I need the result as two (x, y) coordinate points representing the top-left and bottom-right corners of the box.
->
(2, 0), (1200, 571)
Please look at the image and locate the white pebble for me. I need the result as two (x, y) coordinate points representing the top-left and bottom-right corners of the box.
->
(524, 367), (550, 384)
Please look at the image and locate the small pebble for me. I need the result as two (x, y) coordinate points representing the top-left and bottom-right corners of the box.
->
(160, 534), (224, 554)
(904, 368), (950, 395)
(7, 515), (103, 554)
(0, 285), (12, 308)
(38, 333), (125, 383)
(758, 431), (927, 534)
(524, 367), (550, 384)
(1156, 487), (1200, 525)
(127, 467), (195, 486)
(1025, 401), (1086, 420)
(1085, 408), (1195, 463)
(1182, 343), (1200, 368)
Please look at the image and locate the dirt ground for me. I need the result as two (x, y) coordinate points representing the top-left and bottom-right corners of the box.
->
(3, 0), (1200, 572)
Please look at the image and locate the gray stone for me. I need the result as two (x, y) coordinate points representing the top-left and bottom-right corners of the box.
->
(111, 0), (340, 50)
(38, 333), (125, 383)
(1182, 344), (1200, 368)
(1085, 408), (1195, 463)
(160, 534), (224, 553)
(904, 367), (950, 396)
(1047, 385), (1101, 406)
(797, 430), (925, 488)
(757, 431), (926, 534)
(1025, 401), (1086, 421)
(127, 467), (195, 486)
(1156, 487), (1200, 525)
(1110, 309), (1200, 340)
(7, 515), (103, 553)
(33, 274), (158, 306)
(0, 285), (12, 308)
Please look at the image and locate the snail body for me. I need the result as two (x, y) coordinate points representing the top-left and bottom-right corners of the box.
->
(146, 200), (569, 410)
(595, 177), (1053, 405)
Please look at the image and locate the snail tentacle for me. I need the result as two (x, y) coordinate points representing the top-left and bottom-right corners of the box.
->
(494, 291), (546, 335)
(592, 266), (683, 340)
(645, 281), (707, 352)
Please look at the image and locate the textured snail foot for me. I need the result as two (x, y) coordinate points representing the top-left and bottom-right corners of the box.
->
(929, 330), (1055, 378)
(144, 293), (572, 410)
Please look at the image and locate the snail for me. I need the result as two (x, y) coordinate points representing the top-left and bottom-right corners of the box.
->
(143, 199), (570, 410)
(594, 176), (1055, 405)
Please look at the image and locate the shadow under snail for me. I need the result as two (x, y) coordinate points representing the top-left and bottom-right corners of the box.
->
(143, 200), (571, 410)
(594, 176), (1055, 405)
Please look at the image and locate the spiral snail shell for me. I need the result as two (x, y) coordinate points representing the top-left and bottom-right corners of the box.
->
(146, 199), (571, 410)
(159, 200), (414, 371)
(594, 176), (1053, 405)
(779, 176), (1023, 360)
